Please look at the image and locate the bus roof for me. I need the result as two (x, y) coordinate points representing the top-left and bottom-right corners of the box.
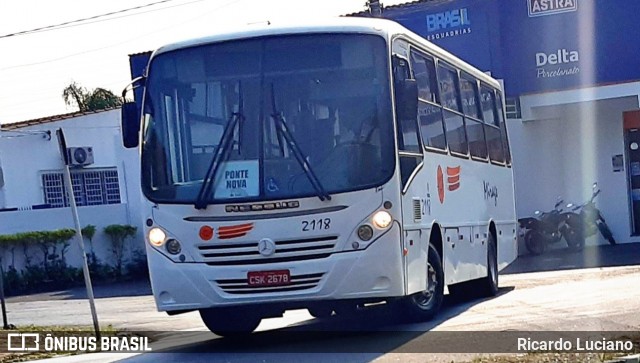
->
(152, 17), (500, 90)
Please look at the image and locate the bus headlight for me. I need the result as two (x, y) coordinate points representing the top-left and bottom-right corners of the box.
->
(357, 225), (374, 241)
(372, 211), (392, 229)
(148, 227), (166, 246)
(166, 239), (182, 255)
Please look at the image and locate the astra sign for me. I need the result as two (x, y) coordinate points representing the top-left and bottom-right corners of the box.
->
(528, 0), (577, 17)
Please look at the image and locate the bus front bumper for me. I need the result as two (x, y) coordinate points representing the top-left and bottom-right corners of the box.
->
(148, 224), (405, 313)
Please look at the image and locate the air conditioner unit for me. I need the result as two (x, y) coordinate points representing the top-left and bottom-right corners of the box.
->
(67, 147), (94, 166)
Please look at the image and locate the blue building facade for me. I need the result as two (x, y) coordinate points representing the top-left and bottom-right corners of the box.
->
(129, 0), (640, 100)
(383, 0), (640, 243)
(382, 0), (640, 97)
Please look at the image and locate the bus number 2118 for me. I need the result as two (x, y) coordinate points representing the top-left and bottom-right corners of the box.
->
(302, 218), (331, 231)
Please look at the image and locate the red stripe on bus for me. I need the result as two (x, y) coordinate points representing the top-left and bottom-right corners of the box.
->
(446, 166), (460, 176)
(218, 231), (250, 239)
(218, 223), (254, 233)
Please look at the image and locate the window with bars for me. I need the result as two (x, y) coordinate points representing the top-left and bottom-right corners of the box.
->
(41, 169), (121, 208)
(505, 97), (521, 119)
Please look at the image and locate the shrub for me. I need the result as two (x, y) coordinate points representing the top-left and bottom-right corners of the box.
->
(0, 225), (144, 295)
(103, 224), (137, 280)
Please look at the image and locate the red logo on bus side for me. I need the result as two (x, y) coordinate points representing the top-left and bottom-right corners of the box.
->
(437, 165), (461, 204)
(447, 166), (461, 191)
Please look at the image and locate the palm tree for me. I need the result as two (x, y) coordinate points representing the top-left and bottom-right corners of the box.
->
(62, 81), (123, 112)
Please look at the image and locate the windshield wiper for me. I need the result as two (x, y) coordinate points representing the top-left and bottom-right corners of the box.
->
(270, 84), (331, 202)
(195, 81), (244, 210)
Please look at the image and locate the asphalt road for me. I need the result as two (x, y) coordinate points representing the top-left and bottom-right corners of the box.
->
(9, 244), (640, 362)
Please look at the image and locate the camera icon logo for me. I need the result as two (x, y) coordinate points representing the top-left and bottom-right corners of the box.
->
(7, 333), (40, 351)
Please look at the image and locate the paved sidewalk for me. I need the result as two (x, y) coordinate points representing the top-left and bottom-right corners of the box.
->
(503, 243), (640, 274)
(6, 279), (152, 303)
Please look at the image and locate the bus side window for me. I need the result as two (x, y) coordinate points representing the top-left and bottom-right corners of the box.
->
(461, 74), (487, 159)
(410, 50), (438, 103)
(438, 63), (468, 155)
(410, 50), (446, 151)
(393, 56), (421, 154)
(496, 92), (512, 165)
(481, 86), (505, 163)
(393, 55), (422, 190)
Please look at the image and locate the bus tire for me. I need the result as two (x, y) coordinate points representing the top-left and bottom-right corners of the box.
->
(479, 231), (499, 297)
(199, 308), (261, 337)
(401, 244), (444, 321)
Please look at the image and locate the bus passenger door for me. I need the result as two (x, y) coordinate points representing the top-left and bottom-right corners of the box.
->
(393, 54), (428, 295)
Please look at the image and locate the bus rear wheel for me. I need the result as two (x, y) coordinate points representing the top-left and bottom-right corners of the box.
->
(476, 231), (499, 297)
(199, 308), (261, 337)
(401, 244), (444, 321)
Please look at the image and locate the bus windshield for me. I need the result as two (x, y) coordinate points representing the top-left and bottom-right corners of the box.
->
(141, 33), (395, 205)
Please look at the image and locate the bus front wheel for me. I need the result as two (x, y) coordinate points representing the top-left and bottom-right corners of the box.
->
(402, 244), (444, 321)
(199, 308), (261, 337)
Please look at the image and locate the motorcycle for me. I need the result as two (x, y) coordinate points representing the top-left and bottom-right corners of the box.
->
(563, 183), (616, 250)
(518, 197), (572, 255)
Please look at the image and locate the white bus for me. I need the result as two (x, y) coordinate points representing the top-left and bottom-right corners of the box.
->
(121, 17), (517, 336)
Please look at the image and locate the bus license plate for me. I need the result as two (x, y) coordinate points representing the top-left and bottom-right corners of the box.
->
(247, 270), (290, 286)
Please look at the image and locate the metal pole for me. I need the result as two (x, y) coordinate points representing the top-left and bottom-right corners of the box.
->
(56, 129), (101, 340)
(0, 264), (9, 329)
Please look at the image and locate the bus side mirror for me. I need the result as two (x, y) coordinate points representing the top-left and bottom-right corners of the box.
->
(396, 78), (418, 121)
(121, 102), (140, 148)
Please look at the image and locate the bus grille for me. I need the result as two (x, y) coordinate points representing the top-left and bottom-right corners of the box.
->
(215, 273), (324, 294)
(198, 236), (338, 266)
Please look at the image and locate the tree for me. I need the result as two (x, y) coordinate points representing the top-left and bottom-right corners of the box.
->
(62, 81), (122, 112)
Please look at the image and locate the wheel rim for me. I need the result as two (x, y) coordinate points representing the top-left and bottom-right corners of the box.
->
(412, 261), (437, 309)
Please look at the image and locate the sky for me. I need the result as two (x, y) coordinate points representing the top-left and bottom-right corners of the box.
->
(0, 0), (408, 125)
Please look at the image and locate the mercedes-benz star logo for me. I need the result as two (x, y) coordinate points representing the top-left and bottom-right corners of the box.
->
(258, 238), (276, 257)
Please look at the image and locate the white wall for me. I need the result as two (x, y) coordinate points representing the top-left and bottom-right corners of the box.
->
(0, 205), (144, 271)
(0, 109), (145, 272)
(510, 82), (640, 251)
(0, 110), (137, 207)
